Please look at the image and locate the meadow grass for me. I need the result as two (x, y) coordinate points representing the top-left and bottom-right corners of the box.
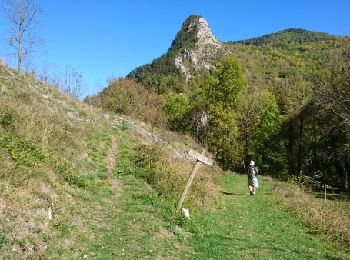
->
(186, 173), (350, 259)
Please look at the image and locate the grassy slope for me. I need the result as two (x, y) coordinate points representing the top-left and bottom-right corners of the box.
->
(0, 65), (208, 258)
(0, 65), (179, 258)
(188, 174), (350, 259)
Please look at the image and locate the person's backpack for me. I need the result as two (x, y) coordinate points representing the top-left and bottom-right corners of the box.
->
(248, 166), (258, 177)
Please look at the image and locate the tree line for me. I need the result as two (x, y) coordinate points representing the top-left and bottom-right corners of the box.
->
(166, 55), (349, 192)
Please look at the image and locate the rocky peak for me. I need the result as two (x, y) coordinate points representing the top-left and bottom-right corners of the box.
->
(187, 17), (221, 47)
(172, 15), (225, 80)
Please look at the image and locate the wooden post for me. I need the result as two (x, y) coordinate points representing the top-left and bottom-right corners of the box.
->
(345, 168), (348, 193)
(177, 148), (209, 211)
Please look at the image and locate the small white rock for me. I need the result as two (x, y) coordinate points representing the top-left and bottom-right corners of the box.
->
(182, 208), (190, 218)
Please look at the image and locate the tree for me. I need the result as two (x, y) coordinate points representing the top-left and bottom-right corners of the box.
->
(308, 66), (350, 190)
(236, 87), (261, 166)
(61, 67), (85, 99)
(48, 67), (85, 99)
(202, 55), (247, 169)
(2, 0), (41, 71)
(313, 66), (350, 130)
(281, 76), (313, 176)
(249, 91), (286, 176)
(164, 94), (191, 131)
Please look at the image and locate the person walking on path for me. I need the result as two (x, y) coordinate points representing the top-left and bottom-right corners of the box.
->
(247, 160), (259, 195)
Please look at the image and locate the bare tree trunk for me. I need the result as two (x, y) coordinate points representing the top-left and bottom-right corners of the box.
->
(297, 113), (304, 175)
(17, 26), (23, 71)
(3, 0), (41, 72)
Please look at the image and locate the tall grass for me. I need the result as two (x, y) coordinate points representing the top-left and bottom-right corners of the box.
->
(273, 179), (350, 248)
(133, 144), (220, 210)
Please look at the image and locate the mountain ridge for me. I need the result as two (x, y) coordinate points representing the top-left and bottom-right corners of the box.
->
(232, 27), (341, 46)
(127, 15), (349, 92)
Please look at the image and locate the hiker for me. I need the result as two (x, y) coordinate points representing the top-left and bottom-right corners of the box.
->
(247, 160), (259, 195)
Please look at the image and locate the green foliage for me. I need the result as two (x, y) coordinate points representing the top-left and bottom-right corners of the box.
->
(235, 28), (337, 47)
(0, 232), (5, 249)
(0, 132), (46, 167)
(128, 51), (186, 94)
(205, 56), (247, 109)
(0, 131), (88, 187)
(86, 78), (166, 127)
(293, 66), (350, 189)
(127, 15), (205, 93)
(169, 15), (202, 53)
(131, 143), (218, 210)
(133, 145), (185, 199)
(164, 94), (191, 131)
(54, 162), (87, 188)
(0, 105), (24, 131)
(0, 110), (16, 129)
(249, 91), (287, 176)
(201, 56), (247, 168)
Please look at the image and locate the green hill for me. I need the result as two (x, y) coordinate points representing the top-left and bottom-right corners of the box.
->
(0, 64), (218, 258)
(234, 28), (338, 46)
(91, 15), (350, 193)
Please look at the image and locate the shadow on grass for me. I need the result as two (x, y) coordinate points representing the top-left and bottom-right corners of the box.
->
(221, 191), (274, 196)
(221, 191), (246, 196)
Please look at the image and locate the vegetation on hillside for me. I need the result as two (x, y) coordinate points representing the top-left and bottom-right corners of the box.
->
(127, 15), (213, 94)
(234, 28), (338, 47)
(85, 78), (166, 127)
(0, 64), (220, 258)
(92, 26), (350, 194)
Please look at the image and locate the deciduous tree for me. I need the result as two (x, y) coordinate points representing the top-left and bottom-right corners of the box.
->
(202, 55), (247, 168)
(2, 0), (41, 71)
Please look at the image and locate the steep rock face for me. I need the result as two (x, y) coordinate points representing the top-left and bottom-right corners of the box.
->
(127, 15), (229, 91)
(173, 16), (225, 80)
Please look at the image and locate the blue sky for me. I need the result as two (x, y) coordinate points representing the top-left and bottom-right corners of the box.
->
(0, 0), (349, 97)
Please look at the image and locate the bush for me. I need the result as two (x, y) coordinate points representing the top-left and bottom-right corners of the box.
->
(86, 78), (166, 127)
(0, 107), (21, 130)
(164, 94), (191, 131)
(133, 144), (219, 209)
(0, 232), (5, 249)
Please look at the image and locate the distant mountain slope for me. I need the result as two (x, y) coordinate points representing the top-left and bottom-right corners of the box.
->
(90, 15), (349, 189)
(233, 28), (339, 46)
(126, 15), (349, 95)
(128, 15), (227, 92)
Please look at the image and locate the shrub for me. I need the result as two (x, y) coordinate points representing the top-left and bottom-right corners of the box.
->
(133, 144), (219, 209)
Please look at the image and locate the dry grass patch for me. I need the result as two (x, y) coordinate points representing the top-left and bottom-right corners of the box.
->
(133, 144), (220, 210)
(273, 180), (350, 248)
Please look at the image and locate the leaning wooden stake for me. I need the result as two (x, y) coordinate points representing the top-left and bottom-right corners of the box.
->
(177, 148), (207, 211)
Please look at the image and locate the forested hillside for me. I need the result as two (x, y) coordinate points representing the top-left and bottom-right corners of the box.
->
(89, 15), (350, 193)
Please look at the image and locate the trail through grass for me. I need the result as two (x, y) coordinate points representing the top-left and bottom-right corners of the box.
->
(187, 173), (350, 259)
(83, 128), (349, 259)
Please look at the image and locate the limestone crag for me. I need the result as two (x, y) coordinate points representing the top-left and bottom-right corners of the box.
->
(174, 17), (226, 80)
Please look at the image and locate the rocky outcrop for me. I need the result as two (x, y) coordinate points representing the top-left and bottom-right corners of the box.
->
(174, 17), (226, 80)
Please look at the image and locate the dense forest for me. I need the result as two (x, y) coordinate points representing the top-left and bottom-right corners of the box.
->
(87, 18), (350, 192)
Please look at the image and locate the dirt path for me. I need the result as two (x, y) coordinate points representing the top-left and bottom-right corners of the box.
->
(106, 137), (117, 174)
(105, 137), (122, 192)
